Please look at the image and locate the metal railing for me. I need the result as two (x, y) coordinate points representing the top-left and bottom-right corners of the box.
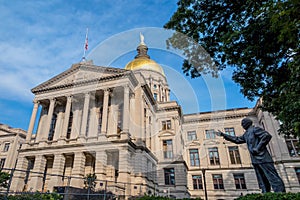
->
(0, 167), (157, 200)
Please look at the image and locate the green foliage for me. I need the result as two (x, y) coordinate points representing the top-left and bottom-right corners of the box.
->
(84, 173), (97, 191)
(165, 0), (300, 137)
(0, 171), (10, 188)
(136, 196), (201, 200)
(236, 192), (300, 200)
(0, 192), (63, 200)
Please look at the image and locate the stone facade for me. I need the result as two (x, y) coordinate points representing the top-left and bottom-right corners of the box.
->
(7, 39), (300, 199)
(0, 124), (26, 170)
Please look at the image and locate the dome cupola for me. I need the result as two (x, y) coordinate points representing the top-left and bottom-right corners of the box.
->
(125, 33), (165, 76)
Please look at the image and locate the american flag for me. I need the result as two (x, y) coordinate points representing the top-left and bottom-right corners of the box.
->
(85, 28), (88, 51)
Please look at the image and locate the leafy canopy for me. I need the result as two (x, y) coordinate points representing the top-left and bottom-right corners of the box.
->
(164, 0), (300, 136)
(0, 171), (10, 188)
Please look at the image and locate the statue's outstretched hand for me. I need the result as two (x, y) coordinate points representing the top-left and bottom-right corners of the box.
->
(216, 130), (224, 137)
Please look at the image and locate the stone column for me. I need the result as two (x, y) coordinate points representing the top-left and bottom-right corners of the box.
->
(26, 100), (39, 142)
(61, 96), (72, 139)
(70, 152), (86, 188)
(129, 93), (135, 136)
(36, 105), (47, 142)
(101, 89), (109, 135)
(95, 151), (107, 181)
(47, 154), (65, 191)
(88, 96), (98, 138)
(122, 86), (130, 133)
(80, 93), (90, 137)
(145, 109), (150, 148)
(71, 105), (81, 139)
(118, 148), (131, 196)
(43, 98), (56, 141)
(165, 89), (168, 102)
(28, 155), (47, 191)
(54, 108), (64, 141)
(10, 156), (28, 192)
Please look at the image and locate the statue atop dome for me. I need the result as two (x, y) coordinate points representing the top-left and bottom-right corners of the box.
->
(139, 32), (146, 45)
(124, 33), (165, 76)
(135, 33), (150, 59)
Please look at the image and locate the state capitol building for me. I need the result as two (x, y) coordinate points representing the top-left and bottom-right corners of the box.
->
(1, 36), (300, 200)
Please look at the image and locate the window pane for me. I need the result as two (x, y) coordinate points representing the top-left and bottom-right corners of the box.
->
(225, 127), (235, 136)
(205, 129), (216, 139)
(188, 131), (197, 141)
(163, 140), (173, 159)
(164, 168), (175, 185)
(229, 146), (241, 164)
(212, 174), (224, 189)
(234, 174), (247, 189)
(209, 147), (220, 165)
(189, 149), (200, 166)
(192, 175), (203, 190)
(295, 168), (300, 184)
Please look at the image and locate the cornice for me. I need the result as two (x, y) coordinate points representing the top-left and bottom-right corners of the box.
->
(32, 71), (137, 94)
(141, 84), (156, 106)
(0, 124), (27, 137)
(31, 63), (129, 94)
(183, 110), (256, 124)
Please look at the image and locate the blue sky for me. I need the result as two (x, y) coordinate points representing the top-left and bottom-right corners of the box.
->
(0, 0), (255, 131)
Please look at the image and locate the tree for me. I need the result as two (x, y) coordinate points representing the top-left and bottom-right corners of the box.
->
(84, 173), (97, 191)
(0, 171), (10, 188)
(164, 0), (300, 136)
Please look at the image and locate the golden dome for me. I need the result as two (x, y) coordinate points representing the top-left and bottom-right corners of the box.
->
(125, 57), (165, 75)
(125, 33), (165, 76)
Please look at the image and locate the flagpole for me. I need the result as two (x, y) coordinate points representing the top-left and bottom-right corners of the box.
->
(82, 28), (89, 61)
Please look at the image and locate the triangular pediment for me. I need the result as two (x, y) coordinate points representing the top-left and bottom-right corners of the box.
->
(32, 63), (127, 93)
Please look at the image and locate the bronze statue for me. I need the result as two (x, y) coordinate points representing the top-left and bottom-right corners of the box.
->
(217, 118), (285, 193)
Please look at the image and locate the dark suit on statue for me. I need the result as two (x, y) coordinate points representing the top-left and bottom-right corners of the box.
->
(219, 118), (285, 193)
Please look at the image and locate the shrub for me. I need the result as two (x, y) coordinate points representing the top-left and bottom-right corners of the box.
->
(0, 192), (63, 200)
(236, 192), (300, 200)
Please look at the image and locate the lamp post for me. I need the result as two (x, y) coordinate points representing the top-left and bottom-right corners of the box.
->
(201, 168), (208, 200)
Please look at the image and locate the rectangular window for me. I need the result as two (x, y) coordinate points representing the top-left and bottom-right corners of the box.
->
(205, 129), (216, 139)
(162, 120), (171, 130)
(164, 168), (175, 185)
(3, 143), (10, 152)
(153, 93), (158, 100)
(189, 149), (200, 166)
(163, 140), (173, 159)
(0, 158), (5, 169)
(187, 131), (197, 141)
(48, 113), (57, 141)
(209, 147), (220, 165)
(67, 112), (73, 139)
(24, 158), (35, 185)
(192, 175), (203, 190)
(234, 174), (247, 189)
(228, 146), (242, 164)
(212, 174), (224, 189)
(295, 168), (300, 184)
(286, 138), (300, 157)
(97, 107), (103, 134)
(225, 127), (235, 136)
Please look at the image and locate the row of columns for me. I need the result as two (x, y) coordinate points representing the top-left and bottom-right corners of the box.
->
(149, 78), (170, 102)
(26, 87), (130, 143)
(11, 151), (109, 192)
